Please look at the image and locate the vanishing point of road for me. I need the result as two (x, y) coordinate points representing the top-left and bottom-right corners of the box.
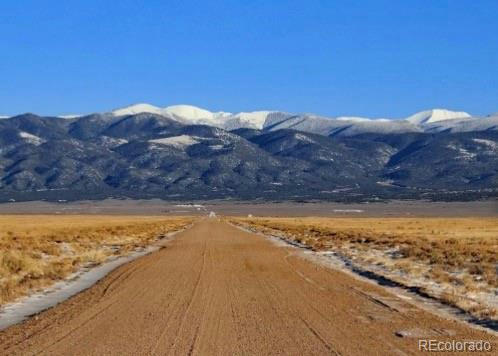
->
(0, 219), (493, 355)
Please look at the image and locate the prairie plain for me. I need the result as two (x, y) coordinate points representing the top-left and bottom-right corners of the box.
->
(1, 219), (495, 355)
(0, 202), (497, 355)
(0, 215), (193, 305)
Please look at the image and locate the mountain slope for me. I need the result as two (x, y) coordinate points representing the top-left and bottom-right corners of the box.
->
(0, 112), (496, 202)
(382, 131), (498, 189)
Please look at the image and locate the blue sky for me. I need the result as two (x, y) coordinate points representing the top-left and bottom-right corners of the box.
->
(1, 1), (497, 118)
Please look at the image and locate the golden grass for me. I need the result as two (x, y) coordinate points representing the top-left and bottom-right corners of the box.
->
(230, 217), (498, 319)
(0, 215), (194, 305)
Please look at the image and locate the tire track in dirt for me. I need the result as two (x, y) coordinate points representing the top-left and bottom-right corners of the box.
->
(162, 241), (207, 355)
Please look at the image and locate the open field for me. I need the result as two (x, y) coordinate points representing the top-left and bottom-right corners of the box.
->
(230, 217), (498, 321)
(0, 220), (494, 355)
(0, 215), (193, 305)
(0, 199), (496, 217)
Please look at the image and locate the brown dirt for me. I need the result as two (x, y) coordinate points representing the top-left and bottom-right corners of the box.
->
(0, 219), (495, 355)
(229, 217), (498, 319)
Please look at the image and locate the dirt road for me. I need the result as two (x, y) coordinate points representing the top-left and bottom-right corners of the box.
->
(0, 219), (494, 355)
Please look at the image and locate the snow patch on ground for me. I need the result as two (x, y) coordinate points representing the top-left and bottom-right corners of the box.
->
(19, 132), (44, 146)
(294, 133), (316, 144)
(149, 135), (199, 148)
(473, 138), (498, 151)
(99, 136), (128, 147)
(447, 143), (477, 160)
(456, 148), (476, 160)
(376, 180), (396, 187)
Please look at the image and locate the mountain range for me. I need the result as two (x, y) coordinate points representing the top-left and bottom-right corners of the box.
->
(0, 104), (496, 202)
(107, 104), (498, 135)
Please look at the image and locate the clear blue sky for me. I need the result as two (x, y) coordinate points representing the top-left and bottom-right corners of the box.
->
(1, 1), (497, 118)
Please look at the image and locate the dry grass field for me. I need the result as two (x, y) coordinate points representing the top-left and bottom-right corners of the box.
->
(230, 217), (498, 320)
(0, 215), (193, 305)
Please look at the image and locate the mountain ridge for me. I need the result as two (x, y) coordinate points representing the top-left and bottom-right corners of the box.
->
(0, 111), (496, 202)
(107, 104), (494, 135)
(2, 104), (495, 137)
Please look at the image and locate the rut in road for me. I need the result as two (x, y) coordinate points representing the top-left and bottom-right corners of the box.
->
(0, 219), (493, 355)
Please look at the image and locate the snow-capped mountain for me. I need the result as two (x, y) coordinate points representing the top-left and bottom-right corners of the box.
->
(422, 115), (498, 133)
(405, 109), (471, 125)
(1, 108), (496, 202)
(261, 113), (422, 136)
(111, 103), (166, 117)
(111, 104), (285, 130)
(223, 111), (274, 130)
(108, 103), (495, 136)
(164, 105), (231, 124)
(111, 104), (232, 127)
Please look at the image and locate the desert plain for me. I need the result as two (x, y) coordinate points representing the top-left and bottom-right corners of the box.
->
(0, 200), (496, 355)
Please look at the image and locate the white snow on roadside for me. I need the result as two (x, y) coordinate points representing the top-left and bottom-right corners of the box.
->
(232, 223), (497, 336)
(0, 228), (189, 331)
(0, 248), (155, 331)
